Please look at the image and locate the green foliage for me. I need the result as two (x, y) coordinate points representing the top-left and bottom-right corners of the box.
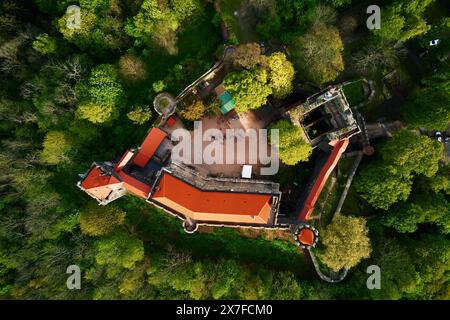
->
(40, 131), (72, 165)
(256, 0), (319, 42)
(291, 23), (344, 85)
(355, 163), (412, 210)
(118, 53), (147, 84)
(223, 68), (272, 113)
(147, 249), (315, 300)
(382, 189), (450, 234)
(80, 204), (126, 236)
(355, 130), (443, 209)
(32, 34), (58, 56)
(125, 0), (201, 55)
(403, 72), (450, 130)
(379, 130), (443, 178)
(152, 80), (166, 93)
(127, 106), (152, 125)
(76, 64), (126, 124)
(324, 0), (352, 7)
(178, 99), (205, 121)
(58, 8), (128, 57)
(95, 232), (144, 275)
(232, 42), (263, 69)
(267, 52), (295, 99)
(319, 215), (372, 272)
(79, 0), (111, 12)
(269, 120), (312, 165)
(371, 0), (433, 43)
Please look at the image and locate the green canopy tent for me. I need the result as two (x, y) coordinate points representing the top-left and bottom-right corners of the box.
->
(218, 91), (235, 115)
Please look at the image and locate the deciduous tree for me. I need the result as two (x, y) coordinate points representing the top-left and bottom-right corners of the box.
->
(223, 69), (272, 113)
(319, 215), (372, 272)
(269, 120), (312, 165)
(80, 204), (126, 236)
(290, 23), (344, 85)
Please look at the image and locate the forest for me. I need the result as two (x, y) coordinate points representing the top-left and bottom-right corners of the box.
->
(0, 0), (449, 300)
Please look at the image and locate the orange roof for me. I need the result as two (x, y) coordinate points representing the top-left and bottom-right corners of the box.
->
(133, 128), (167, 168)
(151, 172), (273, 224)
(298, 228), (315, 246)
(298, 139), (349, 221)
(80, 166), (121, 201)
(118, 171), (151, 199)
(115, 150), (134, 172)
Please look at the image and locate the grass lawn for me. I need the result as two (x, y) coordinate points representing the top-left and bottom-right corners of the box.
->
(342, 80), (365, 106)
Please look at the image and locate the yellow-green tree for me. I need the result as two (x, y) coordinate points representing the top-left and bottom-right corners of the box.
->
(80, 204), (126, 236)
(223, 69), (272, 113)
(179, 100), (205, 121)
(267, 52), (295, 99)
(127, 106), (152, 125)
(95, 232), (144, 277)
(319, 215), (372, 272)
(269, 120), (312, 165)
(76, 64), (126, 124)
(40, 131), (71, 165)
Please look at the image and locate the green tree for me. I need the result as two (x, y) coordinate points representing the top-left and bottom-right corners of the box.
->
(379, 130), (443, 178)
(355, 130), (443, 209)
(178, 100), (205, 121)
(325, 0), (352, 7)
(369, 239), (421, 299)
(32, 34), (58, 56)
(267, 52), (295, 99)
(355, 163), (412, 210)
(371, 0), (433, 43)
(76, 64), (126, 124)
(232, 42), (263, 69)
(319, 215), (372, 272)
(290, 23), (344, 85)
(80, 204), (126, 236)
(403, 82), (450, 131)
(223, 69), (272, 113)
(127, 106), (152, 125)
(95, 232), (144, 276)
(269, 120), (312, 165)
(125, 0), (200, 55)
(118, 53), (147, 84)
(40, 131), (71, 165)
(382, 190), (450, 234)
(58, 7), (128, 57)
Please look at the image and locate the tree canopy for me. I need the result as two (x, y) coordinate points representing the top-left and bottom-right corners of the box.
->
(223, 69), (272, 113)
(76, 64), (126, 124)
(80, 204), (126, 236)
(267, 52), (295, 99)
(355, 130), (443, 209)
(40, 131), (72, 165)
(319, 215), (372, 272)
(269, 120), (312, 165)
(290, 23), (344, 85)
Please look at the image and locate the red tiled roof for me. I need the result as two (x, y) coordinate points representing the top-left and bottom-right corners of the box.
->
(298, 228), (315, 246)
(80, 166), (121, 201)
(151, 172), (273, 224)
(133, 128), (167, 168)
(298, 139), (349, 221)
(118, 171), (151, 199)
